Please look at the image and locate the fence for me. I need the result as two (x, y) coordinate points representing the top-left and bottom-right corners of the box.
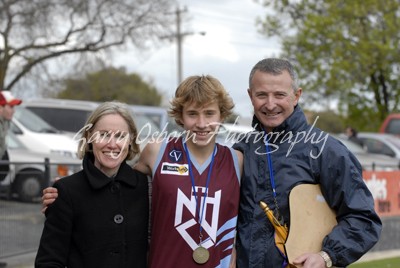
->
(0, 158), (81, 202)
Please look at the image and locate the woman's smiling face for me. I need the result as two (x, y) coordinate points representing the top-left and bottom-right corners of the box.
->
(90, 113), (130, 177)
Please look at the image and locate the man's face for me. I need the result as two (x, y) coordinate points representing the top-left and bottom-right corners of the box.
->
(248, 70), (302, 132)
(1, 104), (16, 121)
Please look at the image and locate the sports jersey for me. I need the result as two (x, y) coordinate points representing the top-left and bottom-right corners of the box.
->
(148, 137), (240, 268)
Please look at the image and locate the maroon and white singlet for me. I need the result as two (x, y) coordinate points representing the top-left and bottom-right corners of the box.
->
(148, 137), (240, 268)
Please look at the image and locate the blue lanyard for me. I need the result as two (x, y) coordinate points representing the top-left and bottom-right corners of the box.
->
(265, 140), (277, 199)
(265, 141), (276, 198)
(183, 143), (216, 236)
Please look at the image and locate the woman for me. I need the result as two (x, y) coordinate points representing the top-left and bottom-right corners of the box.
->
(35, 101), (149, 268)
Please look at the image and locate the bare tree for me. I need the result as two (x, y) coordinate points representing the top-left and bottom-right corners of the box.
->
(0, 0), (175, 92)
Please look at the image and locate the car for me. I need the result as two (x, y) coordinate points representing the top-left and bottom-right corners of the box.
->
(357, 132), (400, 160)
(22, 98), (99, 136)
(216, 123), (254, 147)
(21, 98), (174, 143)
(379, 113), (400, 135)
(334, 134), (400, 171)
(11, 106), (78, 158)
(0, 132), (82, 202)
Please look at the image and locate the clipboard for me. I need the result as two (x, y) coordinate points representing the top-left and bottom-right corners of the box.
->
(285, 184), (337, 265)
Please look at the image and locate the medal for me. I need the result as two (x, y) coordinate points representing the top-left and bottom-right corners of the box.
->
(184, 143), (216, 266)
(193, 245), (210, 264)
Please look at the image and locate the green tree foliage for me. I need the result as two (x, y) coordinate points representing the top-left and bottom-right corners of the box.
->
(58, 67), (162, 106)
(307, 110), (345, 134)
(0, 0), (174, 91)
(257, 0), (400, 131)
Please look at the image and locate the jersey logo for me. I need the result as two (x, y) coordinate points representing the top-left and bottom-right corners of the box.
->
(175, 187), (222, 250)
(160, 162), (189, 175)
(168, 149), (183, 162)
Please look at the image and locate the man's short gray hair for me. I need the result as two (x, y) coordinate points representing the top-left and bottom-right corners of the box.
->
(249, 58), (299, 92)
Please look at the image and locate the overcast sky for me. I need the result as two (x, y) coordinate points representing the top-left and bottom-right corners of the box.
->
(114, 0), (281, 121)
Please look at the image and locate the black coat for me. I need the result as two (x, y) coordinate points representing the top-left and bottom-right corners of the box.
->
(35, 154), (149, 268)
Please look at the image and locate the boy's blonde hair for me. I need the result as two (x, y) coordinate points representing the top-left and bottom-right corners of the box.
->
(169, 75), (234, 127)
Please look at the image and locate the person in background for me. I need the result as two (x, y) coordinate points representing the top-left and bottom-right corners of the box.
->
(0, 91), (22, 181)
(35, 101), (149, 268)
(232, 58), (381, 267)
(345, 126), (364, 147)
(0, 91), (22, 268)
(42, 75), (243, 267)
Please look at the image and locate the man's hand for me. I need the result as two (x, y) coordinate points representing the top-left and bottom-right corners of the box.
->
(292, 252), (327, 268)
(41, 187), (58, 214)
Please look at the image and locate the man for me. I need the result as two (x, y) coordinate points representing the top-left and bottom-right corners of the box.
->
(345, 126), (364, 147)
(0, 90), (22, 180)
(232, 58), (381, 268)
(0, 90), (22, 268)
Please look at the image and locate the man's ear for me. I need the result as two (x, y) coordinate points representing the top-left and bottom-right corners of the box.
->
(294, 88), (302, 106)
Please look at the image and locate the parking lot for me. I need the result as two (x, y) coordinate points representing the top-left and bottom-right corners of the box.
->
(0, 199), (43, 267)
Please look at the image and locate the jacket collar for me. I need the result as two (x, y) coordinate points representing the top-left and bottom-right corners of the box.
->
(83, 153), (138, 189)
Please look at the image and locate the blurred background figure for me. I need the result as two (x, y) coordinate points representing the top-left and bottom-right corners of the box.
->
(0, 90), (22, 268)
(345, 126), (364, 147)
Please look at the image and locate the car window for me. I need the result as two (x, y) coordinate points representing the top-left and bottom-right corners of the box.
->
(387, 135), (400, 150)
(14, 107), (58, 133)
(26, 107), (92, 133)
(6, 131), (25, 149)
(335, 136), (365, 154)
(362, 138), (396, 158)
(386, 118), (400, 135)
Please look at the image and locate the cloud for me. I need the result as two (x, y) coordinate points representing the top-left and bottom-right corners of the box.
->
(113, 0), (281, 122)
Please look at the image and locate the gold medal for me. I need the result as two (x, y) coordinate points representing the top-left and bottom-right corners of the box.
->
(193, 246), (209, 264)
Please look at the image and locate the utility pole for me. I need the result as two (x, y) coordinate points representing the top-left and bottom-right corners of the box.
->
(168, 6), (205, 85)
(176, 7), (185, 85)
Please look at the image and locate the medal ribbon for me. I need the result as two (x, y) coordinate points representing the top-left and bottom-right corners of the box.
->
(183, 142), (216, 241)
(264, 133), (289, 268)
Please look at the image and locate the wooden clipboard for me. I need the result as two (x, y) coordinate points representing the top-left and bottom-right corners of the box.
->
(285, 184), (337, 265)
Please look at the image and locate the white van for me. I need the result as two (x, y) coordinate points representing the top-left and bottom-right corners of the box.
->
(11, 106), (78, 158)
(21, 98), (182, 142)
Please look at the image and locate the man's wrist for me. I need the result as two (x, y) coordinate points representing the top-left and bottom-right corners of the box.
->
(318, 251), (332, 268)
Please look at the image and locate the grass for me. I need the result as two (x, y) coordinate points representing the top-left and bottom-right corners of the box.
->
(349, 257), (400, 268)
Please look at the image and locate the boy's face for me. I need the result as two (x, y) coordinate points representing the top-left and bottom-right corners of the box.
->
(181, 101), (222, 147)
